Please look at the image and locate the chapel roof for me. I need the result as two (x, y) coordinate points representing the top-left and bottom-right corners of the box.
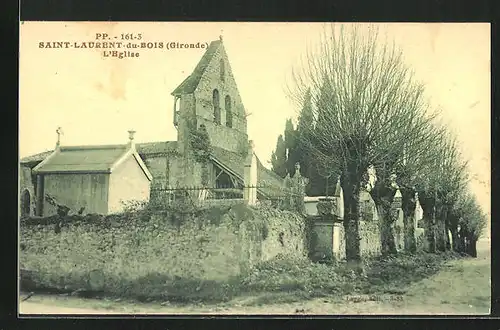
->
(20, 142), (178, 165)
(171, 39), (222, 96)
(31, 144), (153, 180)
(34, 145), (128, 173)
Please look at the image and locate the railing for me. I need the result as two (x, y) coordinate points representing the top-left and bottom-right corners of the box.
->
(149, 185), (304, 211)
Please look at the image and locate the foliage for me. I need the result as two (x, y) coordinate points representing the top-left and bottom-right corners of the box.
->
(450, 193), (488, 256)
(270, 90), (337, 196)
(190, 124), (212, 163)
(270, 135), (288, 178)
(284, 119), (298, 177)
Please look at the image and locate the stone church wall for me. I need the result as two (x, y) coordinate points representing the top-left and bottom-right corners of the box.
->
(191, 44), (249, 154)
(197, 116), (249, 155)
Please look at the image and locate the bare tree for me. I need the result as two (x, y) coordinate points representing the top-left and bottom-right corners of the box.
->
(434, 135), (469, 252)
(395, 121), (447, 253)
(287, 24), (433, 262)
(451, 192), (487, 257)
(370, 109), (443, 255)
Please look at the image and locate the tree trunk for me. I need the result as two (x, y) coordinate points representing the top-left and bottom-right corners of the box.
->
(422, 205), (436, 253)
(370, 181), (398, 256)
(468, 239), (478, 257)
(450, 226), (459, 252)
(401, 188), (417, 253)
(376, 202), (397, 256)
(341, 171), (362, 263)
(418, 192), (437, 253)
(435, 205), (447, 252)
(403, 211), (416, 253)
(457, 229), (466, 253)
(445, 219), (451, 251)
(436, 218), (446, 252)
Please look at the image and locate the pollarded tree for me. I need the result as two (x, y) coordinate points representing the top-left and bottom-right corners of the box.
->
(434, 137), (469, 252)
(415, 128), (469, 253)
(368, 100), (440, 255)
(287, 24), (433, 262)
(392, 120), (448, 253)
(414, 131), (448, 253)
(452, 193), (487, 257)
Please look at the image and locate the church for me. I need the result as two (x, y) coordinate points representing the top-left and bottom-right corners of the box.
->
(19, 37), (285, 217)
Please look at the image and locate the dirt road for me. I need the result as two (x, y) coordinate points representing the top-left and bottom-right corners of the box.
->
(19, 240), (490, 315)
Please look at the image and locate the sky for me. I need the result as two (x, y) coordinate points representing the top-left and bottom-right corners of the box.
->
(19, 22), (490, 227)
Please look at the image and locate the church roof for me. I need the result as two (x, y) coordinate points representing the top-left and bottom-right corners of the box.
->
(136, 141), (178, 156)
(19, 150), (54, 165)
(171, 40), (222, 95)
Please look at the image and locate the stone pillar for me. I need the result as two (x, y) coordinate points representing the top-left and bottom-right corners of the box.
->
(333, 222), (345, 260)
(309, 216), (335, 263)
(333, 177), (344, 219)
(293, 163), (306, 213)
(392, 189), (404, 252)
(308, 197), (335, 262)
(243, 140), (257, 206)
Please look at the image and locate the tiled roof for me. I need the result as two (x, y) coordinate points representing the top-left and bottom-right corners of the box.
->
(136, 141), (178, 156)
(34, 145), (129, 173)
(171, 40), (222, 95)
(257, 161), (286, 190)
(20, 141), (178, 166)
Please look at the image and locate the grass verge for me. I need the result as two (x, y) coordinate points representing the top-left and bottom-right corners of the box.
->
(21, 251), (464, 305)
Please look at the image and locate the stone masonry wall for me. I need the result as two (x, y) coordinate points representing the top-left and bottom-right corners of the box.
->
(20, 203), (307, 286)
(359, 220), (381, 257)
(19, 164), (36, 216)
(259, 208), (307, 261)
(330, 220), (380, 260)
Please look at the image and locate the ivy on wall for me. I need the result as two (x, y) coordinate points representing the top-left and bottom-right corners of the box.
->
(190, 124), (212, 163)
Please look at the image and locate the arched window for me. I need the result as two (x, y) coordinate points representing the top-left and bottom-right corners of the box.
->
(220, 59), (225, 81)
(213, 89), (221, 124)
(21, 189), (31, 217)
(225, 95), (233, 128)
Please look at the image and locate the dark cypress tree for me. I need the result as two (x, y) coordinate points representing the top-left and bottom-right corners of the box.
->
(284, 118), (298, 177)
(271, 135), (288, 178)
(295, 89), (314, 179)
